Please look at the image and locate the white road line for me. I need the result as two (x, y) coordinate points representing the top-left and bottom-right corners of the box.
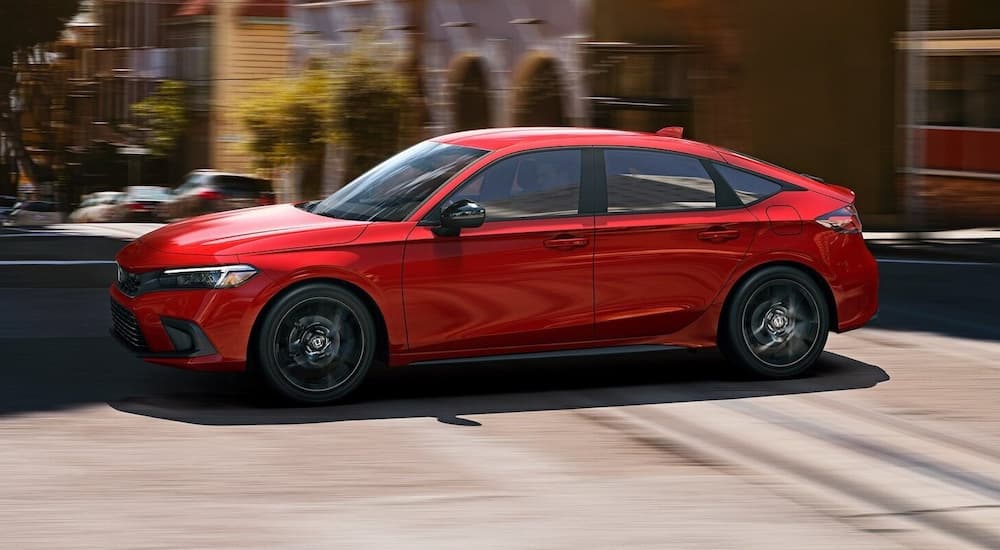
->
(0, 260), (116, 265)
(876, 258), (995, 266)
(0, 233), (70, 238)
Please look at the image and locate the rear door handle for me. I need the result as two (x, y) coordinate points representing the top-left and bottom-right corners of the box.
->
(697, 227), (740, 243)
(544, 235), (589, 250)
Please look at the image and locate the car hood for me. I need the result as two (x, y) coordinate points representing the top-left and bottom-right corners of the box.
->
(138, 204), (369, 256)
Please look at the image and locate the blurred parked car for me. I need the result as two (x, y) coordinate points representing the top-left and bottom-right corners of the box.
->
(0, 195), (17, 225)
(69, 191), (125, 223)
(163, 170), (275, 221)
(112, 186), (172, 222)
(4, 201), (63, 226)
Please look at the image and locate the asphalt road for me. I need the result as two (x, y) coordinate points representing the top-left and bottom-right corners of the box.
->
(2, 224), (1000, 548)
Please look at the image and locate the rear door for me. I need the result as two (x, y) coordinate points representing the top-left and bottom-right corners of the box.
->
(593, 148), (756, 338)
(403, 148), (596, 354)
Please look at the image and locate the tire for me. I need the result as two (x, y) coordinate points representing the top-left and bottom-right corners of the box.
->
(719, 266), (830, 379)
(253, 283), (376, 405)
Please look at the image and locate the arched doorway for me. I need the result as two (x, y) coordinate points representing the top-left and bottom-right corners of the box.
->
(447, 54), (492, 131)
(512, 52), (569, 126)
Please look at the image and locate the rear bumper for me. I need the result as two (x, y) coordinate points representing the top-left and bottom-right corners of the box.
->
(832, 236), (880, 333)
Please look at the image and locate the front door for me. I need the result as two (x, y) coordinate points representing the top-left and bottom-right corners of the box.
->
(403, 148), (595, 354)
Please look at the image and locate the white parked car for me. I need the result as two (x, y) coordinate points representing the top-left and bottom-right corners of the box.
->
(69, 192), (125, 223)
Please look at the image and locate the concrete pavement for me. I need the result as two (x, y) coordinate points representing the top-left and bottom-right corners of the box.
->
(1, 224), (1000, 548)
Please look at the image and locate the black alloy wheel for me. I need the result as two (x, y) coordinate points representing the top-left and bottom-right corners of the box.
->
(255, 284), (376, 404)
(720, 266), (830, 378)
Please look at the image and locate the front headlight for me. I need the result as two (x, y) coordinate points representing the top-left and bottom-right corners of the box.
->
(158, 265), (258, 289)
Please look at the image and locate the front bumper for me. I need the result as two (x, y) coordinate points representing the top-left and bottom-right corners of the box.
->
(109, 305), (218, 360)
(108, 276), (268, 372)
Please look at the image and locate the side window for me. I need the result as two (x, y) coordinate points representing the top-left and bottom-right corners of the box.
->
(714, 164), (782, 205)
(451, 149), (582, 221)
(217, 176), (258, 193)
(603, 149), (716, 212)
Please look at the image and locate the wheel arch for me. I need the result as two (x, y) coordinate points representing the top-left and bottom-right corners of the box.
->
(719, 260), (838, 333)
(247, 277), (391, 366)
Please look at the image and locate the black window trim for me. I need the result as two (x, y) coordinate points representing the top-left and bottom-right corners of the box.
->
(419, 145), (593, 225)
(595, 146), (744, 216)
(593, 146), (805, 216)
(417, 144), (807, 224)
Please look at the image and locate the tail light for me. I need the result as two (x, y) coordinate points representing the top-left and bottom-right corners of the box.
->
(257, 195), (275, 206)
(816, 204), (862, 234)
(127, 202), (146, 211)
(196, 189), (223, 201)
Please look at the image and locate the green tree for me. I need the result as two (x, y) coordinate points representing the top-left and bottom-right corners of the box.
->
(0, 1), (80, 191)
(241, 68), (332, 170)
(241, 38), (417, 199)
(241, 68), (333, 199)
(131, 80), (188, 156)
(332, 46), (415, 183)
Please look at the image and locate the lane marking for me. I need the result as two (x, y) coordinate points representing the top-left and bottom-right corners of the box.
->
(876, 258), (995, 266)
(0, 233), (74, 238)
(0, 260), (116, 265)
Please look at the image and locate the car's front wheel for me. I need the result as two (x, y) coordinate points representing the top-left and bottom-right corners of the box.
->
(720, 266), (830, 379)
(254, 283), (376, 404)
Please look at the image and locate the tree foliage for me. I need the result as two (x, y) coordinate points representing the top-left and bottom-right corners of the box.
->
(0, 1), (80, 190)
(131, 80), (188, 156)
(332, 47), (414, 182)
(240, 36), (416, 187)
(0, 2), (79, 66)
(241, 68), (332, 170)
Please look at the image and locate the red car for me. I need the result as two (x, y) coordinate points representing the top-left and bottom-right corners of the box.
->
(111, 128), (878, 404)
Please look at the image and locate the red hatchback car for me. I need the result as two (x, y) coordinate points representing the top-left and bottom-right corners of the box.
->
(111, 128), (878, 404)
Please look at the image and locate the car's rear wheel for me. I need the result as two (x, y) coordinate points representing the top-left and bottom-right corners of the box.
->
(254, 284), (376, 404)
(720, 266), (829, 378)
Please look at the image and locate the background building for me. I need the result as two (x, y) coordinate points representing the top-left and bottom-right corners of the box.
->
(174, 0), (291, 174)
(29, 0), (291, 203)
(12, 0), (999, 228)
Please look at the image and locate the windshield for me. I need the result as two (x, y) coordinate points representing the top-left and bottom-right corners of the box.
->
(311, 141), (487, 222)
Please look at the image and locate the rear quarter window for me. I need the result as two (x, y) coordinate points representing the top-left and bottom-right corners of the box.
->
(713, 164), (783, 205)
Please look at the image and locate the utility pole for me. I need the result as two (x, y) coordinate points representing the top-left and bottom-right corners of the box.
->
(903, 0), (929, 233)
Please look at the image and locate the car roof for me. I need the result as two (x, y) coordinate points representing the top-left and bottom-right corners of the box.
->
(433, 127), (723, 158)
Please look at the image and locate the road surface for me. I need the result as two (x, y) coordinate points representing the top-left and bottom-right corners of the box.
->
(1, 224), (999, 548)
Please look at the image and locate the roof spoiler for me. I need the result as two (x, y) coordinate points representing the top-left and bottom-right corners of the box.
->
(655, 126), (684, 139)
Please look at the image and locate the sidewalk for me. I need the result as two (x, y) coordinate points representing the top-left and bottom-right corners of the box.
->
(864, 227), (1000, 263)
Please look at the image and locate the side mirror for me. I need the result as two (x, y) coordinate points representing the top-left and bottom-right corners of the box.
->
(434, 199), (486, 236)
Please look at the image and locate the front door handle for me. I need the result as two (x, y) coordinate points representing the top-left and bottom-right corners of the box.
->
(544, 235), (589, 250)
(698, 227), (740, 243)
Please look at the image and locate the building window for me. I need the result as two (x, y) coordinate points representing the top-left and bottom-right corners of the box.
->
(925, 55), (1000, 129)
